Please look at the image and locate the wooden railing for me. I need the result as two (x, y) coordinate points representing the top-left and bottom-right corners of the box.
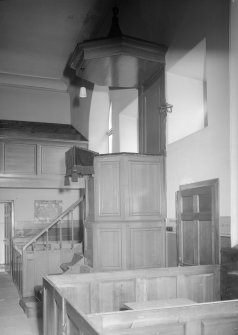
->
(12, 196), (85, 297)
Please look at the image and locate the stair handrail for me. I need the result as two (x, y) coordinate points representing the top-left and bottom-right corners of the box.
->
(22, 196), (85, 252)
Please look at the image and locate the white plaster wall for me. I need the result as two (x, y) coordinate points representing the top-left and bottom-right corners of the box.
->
(70, 83), (95, 140)
(166, 0), (230, 218)
(167, 73), (205, 144)
(0, 188), (80, 230)
(119, 99), (138, 152)
(0, 85), (70, 124)
(230, 0), (238, 246)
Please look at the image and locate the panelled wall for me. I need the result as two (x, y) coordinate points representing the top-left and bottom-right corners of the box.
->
(0, 138), (87, 189)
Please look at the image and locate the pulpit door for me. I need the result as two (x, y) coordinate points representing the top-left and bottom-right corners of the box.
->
(176, 179), (219, 266)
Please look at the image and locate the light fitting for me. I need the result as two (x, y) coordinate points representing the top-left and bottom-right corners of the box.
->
(79, 66), (87, 98)
(79, 86), (87, 98)
(159, 102), (173, 115)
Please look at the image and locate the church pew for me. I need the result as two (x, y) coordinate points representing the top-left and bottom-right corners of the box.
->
(45, 297), (238, 335)
(43, 265), (220, 335)
(86, 300), (238, 335)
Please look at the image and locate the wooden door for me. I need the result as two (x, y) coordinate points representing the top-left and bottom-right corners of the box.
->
(176, 179), (219, 266)
(4, 202), (13, 266)
(139, 71), (166, 155)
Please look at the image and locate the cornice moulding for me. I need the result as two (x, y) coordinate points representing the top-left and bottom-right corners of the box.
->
(0, 72), (68, 92)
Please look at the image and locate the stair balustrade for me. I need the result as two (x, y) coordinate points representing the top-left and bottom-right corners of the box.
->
(12, 196), (85, 297)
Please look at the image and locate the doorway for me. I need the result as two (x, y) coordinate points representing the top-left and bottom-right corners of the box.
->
(176, 179), (219, 266)
(0, 201), (14, 268)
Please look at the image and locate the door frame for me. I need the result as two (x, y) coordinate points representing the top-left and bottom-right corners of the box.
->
(176, 178), (219, 266)
(0, 200), (15, 268)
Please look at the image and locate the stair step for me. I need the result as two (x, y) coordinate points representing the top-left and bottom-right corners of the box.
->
(19, 296), (42, 318)
(60, 252), (83, 272)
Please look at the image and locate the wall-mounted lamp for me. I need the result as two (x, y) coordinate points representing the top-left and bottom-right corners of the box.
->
(79, 86), (87, 98)
(159, 102), (173, 115)
(79, 66), (87, 98)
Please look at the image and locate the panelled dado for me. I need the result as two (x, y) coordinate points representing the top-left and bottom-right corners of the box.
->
(85, 153), (166, 271)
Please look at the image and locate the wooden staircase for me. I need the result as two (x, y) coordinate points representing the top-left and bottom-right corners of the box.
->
(12, 196), (86, 299)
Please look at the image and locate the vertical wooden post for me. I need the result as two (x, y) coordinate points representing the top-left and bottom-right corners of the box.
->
(59, 220), (62, 249)
(71, 211), (74, 249)
(43, 285), (47, 335)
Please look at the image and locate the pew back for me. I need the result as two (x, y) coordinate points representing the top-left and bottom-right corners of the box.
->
(44, 265), (220, 314)
(43, 265), (220, 335)
(87, 300), (238, 335)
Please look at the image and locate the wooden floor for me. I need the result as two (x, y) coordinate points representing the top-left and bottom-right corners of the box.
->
(0, 268), (42, 335)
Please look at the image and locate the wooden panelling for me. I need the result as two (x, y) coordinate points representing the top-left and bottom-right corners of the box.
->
(98, 280), (136, 312)
(41, 145), (71, 175)
(4, 142), (36, 174)
(96, 229), (122, 270)
(0, 174), (85, 189)
(0, 142), (4, 172)
(129, 227), (164, 269)
(85, 227), (93, 267)
(23, 253), (35, 297)
(146, 276), (177, 300)
(166, 232), (177, 267)
(44, 265), (220, 315)
(85, 220), (164, 271)
(177, 273), (215, 302)
(88, 153), (166, 271)
(54, 289), (64, 335)
(43, 282), (56, 335)
(94, 154), (165, 221)
(62, 284), (91, 313)
(15, 247), (77, 297)
(95, 159), (121, 218)
(200, 221), (213, 264)
(0, 138), (87, 189)
(86, 300), (238, 335)
(127, 160), (161, 217)
(182, 220), (198, 265)
(201, 316), (238, 335)
(48, 250), (62, 275)
(65, 302), (99, 335)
